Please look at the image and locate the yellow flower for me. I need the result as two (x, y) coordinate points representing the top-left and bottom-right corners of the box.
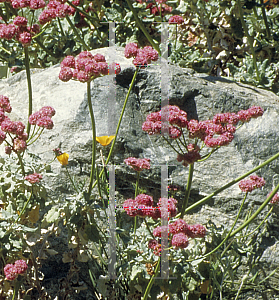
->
(57, 153), (69, 165)
(96, 135), (115, 146)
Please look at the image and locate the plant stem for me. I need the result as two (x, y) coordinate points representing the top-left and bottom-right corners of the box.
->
(65, 15), (90, 51)
(65, 167), (79, 193)
(14, 190), (33, 225)
(87, 81), (97, 196)
(57, 17), (65, 36)
(237, 0), (260, 81)
(142, 258), (161, 300)
(135, 171), (140, 198)
(16, 153), (25, 176)
(125, 0), (161, 55)
(260, 0), (271, 39)
(176, 150), (279, 217)
(24, 47), (32, 137)
(180, 163), (194, 218)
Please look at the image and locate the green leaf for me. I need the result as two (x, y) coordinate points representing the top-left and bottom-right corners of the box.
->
(84, 224), (100, 242)
(45, 206), (60, 223)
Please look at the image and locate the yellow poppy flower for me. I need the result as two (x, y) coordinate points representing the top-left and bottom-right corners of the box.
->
(96, 136), (115, 146)
(57, 153), (69, 165)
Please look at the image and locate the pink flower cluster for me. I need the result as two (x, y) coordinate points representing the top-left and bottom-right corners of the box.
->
(59, 51), (121, 83)
(0, 95), (29, 153)
(146, 2), (172, 17)
(123, 194), (177, 219)
(38, 0), (75, 25)
(177, 144), (201, 167)
(4, 260), (28, 281)
(142, 105), (264, 152)
(269, 192), (279, 205)
(124, 43), (159, 68)
(124, 157), (151, 172)
(149, 219), (206, 255)
(168, 15), (184, 24)
(24, 172), (42, 184)
(29, 106), (55, 129)
(239, 175), (266, 193)
(0, 16), (41, 46)
(142, 105), (187, 139)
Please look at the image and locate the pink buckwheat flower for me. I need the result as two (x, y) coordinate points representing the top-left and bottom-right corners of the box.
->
(0, 95), (12, 113)
(1, 119), (18, 134)
(168, 15), (184, 24)
(186, 224), (207, 238)
(13, 138), (27, 152)
(14, 260), (28, 274)
(59, 67), (73, 82)
(135, 194), (153, 206)
(93, 53), (106, 62)
(40, 106), (56, 117)
(158, 197), (177, 217)
(29, 111), (41, 125)
(148, 239), (159, 249)
(247, 106), (264, 118)
(124, 157), (151, 172)
(123, 198), (138, 217)
(4, 264), (18, 281)
(61, 56), (75, 68)
(239, 175), (265, 193)
(268, 192), (279, 204)
(171, 233), (189, 249)
(30, 0), (46, 9)
(0, 130), (6, 144)
(25, 173), (42, 184)
(36, 116), (54, 129)
(124, 43), (139, 58)
(13, 16), (28, 26)
(18, 31), (32, 46)
(169, 219), (189, 234)
(153, 226), (169, 238)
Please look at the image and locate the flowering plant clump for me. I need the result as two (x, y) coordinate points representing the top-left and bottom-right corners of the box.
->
(124, 157), (151, 172)
(59, 51), (121, 83)
(124, 43), (159, 68)
(142, 105), (264, 167)
(4, 260), (28, 281)
(239, 175), (266, 193)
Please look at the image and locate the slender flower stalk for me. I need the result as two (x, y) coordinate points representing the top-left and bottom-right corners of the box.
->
(87, 81), (97, 196)
(24, 47), (32, 137)
(237, 0), (260, 81)
(65, 167), (79, 194)
(260, 0), (271, 39)
(125, 0), (160, 55)
(180, 163), (194, 218)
